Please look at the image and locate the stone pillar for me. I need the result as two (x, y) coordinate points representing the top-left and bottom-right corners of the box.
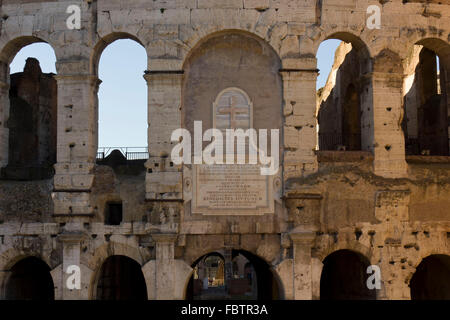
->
(144, 70), (183, 200)
(153, 233), (178, 300)
(378, 253), (412, 300)
(223, 248), (233, 295)
(375, 190), (411, 300)
(290, 231), (315, 300)
(372, 71), (408, 178)
(58, 230), (88, 300)
(52, 67), (100, 217)
(280, 58), (318, 181)
(0, 76), (10, 169)
(0, 270), (11, 299)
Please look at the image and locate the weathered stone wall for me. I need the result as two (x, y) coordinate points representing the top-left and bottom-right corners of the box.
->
(0, 0), (448, 300)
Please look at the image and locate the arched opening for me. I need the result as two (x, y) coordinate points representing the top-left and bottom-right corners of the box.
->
(316, 34), (372, 152)
(94, 35), (148, 164)
(320, 249), (376, 300)
(410, 254), (450, 300)
(186, 250), (281, 300)
(403, 39), (450, 156)
(0, 41), (57, 180)
(95, 255), (147, 300)
(5, 256), (54, 300)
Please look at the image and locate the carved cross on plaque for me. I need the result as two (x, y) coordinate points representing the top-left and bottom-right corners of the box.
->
(217, 95), (250, 129)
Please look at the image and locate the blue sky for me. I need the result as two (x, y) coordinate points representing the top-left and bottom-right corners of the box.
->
(316, 39), (341, 90)
(10, 39), (341, 148)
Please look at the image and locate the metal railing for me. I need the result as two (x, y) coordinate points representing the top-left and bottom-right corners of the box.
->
(405, 136), (450, 156)
(96, 147), (149, 161)
(319, 133), (343, 150)
(319, 133), (361, 151)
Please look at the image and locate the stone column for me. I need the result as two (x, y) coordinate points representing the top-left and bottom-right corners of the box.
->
(375, 190), (411, 300)
(372, 71), (407, 178)
(153, 233), (178, 299)
(0, 270), (11, 299)
(52, 66), (100, 217)
(290, 231), (315, 300)
(144, 70), (183, 200)
(280, 58), (318, 181)
(0, 78), (9, 169)
(377, 254), (412, 300)
(223, 248), (233, 295)
(58, 231), (88, 300)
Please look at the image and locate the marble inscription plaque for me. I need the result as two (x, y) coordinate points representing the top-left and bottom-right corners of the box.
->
(192, 164), (273, 215)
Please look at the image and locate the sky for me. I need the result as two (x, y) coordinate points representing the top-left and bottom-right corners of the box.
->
(316, 39), (342, 90)
(10, 39), (343, 148)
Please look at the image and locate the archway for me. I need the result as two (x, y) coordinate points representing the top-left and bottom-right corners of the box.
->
(182, 31), (282, 154)
(320, 249), (376, 300)
(5, 257), (54, 300)
(95, 255), (147, 300)
(0, 39), (57, 180)
(185, 250), (282, 300)
(316, 33), (372, 152)
(403, 38), (450, 156)
(410, 254), (450, 300)
(92, 34), (147, 163)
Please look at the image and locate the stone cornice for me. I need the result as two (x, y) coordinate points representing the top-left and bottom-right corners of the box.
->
(289, 231), (316, 244)
(151, 233), (178, 243)
(58, 232), (89, 243)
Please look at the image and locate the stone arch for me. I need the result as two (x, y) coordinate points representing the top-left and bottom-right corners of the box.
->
(1, 255), (55, 300)
(93, 255), (147, 300)
(417, 38), (450, 64)
(234, 249), (284, 300)
(180, 28), (279, 68)
(314, 31), (373, 64)
(319, 249), (376, 300)
(182, 30), (283, 152)
(316, 31), (374, 152)
(185, 248), (284, 300)
(0, 248), (58, 299)
(409, 247), (450, 272)
(313, 241), (373, 264)
(90, 32), (146, 76)
(0, 36), (58, 172)
(86, 241), (146, 299)
(402, 36), (450, 76)
(86, 241), (145, 271)
(90, 32), (148, 157)
(193, 251), (225, 264)
(410, 254), (450, 300)
(0, 36), (55, 65)
(402, 37), (450, 156)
